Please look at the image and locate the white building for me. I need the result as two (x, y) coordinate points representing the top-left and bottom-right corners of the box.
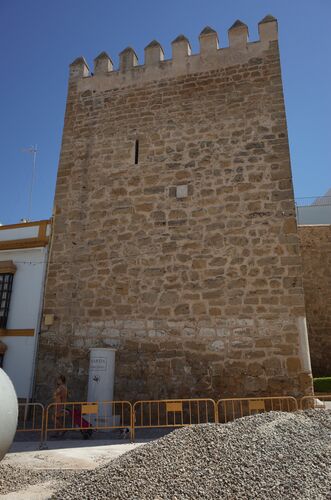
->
(0, 220), (51, 400)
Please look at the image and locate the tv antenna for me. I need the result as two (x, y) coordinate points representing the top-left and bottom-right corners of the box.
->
(22, 145), (37, 221)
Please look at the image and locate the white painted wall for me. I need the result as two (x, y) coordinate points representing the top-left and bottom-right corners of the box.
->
(0, 225), (39, 241)
(0, 245), (48, 399)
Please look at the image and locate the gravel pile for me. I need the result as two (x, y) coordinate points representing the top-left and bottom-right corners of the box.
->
(0, 464), (74, 495)
(53, 410), (331, 500)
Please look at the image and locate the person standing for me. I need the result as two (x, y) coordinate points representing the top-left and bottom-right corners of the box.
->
(51, 374), (68, 438)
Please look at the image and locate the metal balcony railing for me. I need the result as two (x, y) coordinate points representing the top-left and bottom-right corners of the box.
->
(295, 196), (331, 207)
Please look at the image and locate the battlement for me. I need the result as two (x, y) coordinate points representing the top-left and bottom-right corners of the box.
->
(69, 16), (278, 87)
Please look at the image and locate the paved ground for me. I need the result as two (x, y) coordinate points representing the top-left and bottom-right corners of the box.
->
(1, 439), (146, 499)
(5, 439), (144, 470)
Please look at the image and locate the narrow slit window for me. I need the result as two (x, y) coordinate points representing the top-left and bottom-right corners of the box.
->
(134, 139), (139, 165)
(0, 273), (14, 329)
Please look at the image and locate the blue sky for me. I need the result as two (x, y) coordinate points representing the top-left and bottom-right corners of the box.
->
(0, 0), (330, 224)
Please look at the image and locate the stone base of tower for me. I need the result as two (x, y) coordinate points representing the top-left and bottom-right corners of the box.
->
(35, 316), (313, 403)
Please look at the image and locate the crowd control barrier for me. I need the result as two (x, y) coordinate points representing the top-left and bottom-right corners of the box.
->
(217, 396), (298, 423)
(16, 402), (45, 442)
(44, 400), (133, 441)
(16, 393), (331, 444)
(132, 398), (217, 441)
(300, 394), (331, 410)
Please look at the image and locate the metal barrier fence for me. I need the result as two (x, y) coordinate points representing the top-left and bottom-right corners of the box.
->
(132, 398), (217, 441)
(44, 401), (133, 441)
(16, 395), (331, 443)
(217, 396), (298, 423)
(295, 195), (331, 207)
(17, 402), (45, 442)
(300, 394), (331, 410)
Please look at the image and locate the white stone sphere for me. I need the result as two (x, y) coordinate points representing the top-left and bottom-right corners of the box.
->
(0, 368), (18, 461)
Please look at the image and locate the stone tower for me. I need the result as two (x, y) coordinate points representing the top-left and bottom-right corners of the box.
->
(35, 16), (313, 401)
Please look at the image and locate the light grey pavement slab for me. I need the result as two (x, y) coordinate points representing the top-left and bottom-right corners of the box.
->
(3, 439), (146, 470)
(1, 439), (147, 499)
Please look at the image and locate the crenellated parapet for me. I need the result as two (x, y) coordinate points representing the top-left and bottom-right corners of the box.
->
(94, 52), (113, 74)
(259, 15), (278, 42)
(145, 40), (164, 66)
(228, 20), (248, 48)
(69, 15), (278, 87)
(199, 27), (219, 55)
(69, 57), (90, 79)
(119, 47), (138, 71)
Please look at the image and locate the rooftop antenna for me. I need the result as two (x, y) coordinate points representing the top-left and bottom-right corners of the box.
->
(22, 145), (37, 222)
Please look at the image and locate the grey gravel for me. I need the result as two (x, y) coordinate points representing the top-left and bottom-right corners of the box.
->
(0, 464), (74, 495)
(52, 410), (331, 500)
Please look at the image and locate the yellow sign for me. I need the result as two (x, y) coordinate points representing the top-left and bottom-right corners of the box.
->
(166, 402), (183, 412)
(248, 400), (265, 412)
(81, 404), (99, 415)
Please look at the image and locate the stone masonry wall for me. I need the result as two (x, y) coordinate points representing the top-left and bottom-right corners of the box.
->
(299, 225), (331, 376)
(35, 17), (313, 402)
